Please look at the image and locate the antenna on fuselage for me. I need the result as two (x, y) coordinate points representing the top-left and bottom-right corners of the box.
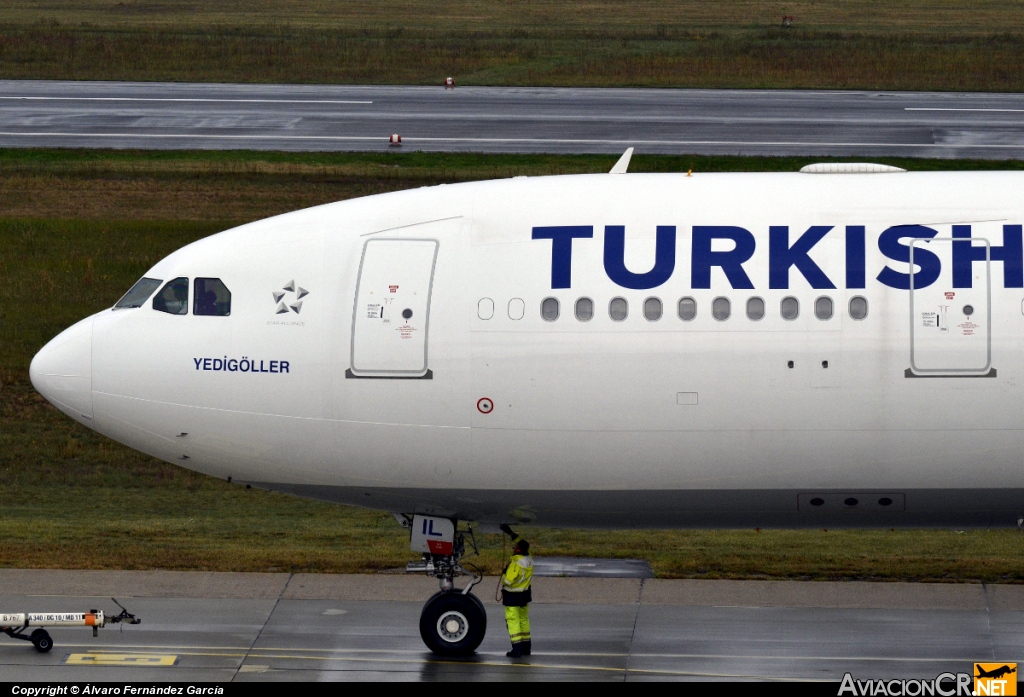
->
(609, 147), (634, 174)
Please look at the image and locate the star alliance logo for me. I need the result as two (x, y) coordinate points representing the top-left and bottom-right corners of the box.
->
(273, 280), (309, 315)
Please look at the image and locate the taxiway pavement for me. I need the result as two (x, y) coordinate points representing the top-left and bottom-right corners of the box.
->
(0, 570), (1021, 682)
(2, 81), (1024, 158)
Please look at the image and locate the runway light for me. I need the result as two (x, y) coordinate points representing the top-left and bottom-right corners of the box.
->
(389, 134), (402, 147)
(445, 77), (455, 89)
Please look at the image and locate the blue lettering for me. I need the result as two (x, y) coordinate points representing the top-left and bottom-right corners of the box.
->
(532, 225), (594, 289)
(195, 357), (289, 373)
(529, 220), (1024, 292)
(953, 224), (1024, 288)
(876, 225), (940, 290)
(603, 225), (676, 290)
(691, 226), (755, 289)
(768, 225), (835, 289)
(846, 226), (866, 289)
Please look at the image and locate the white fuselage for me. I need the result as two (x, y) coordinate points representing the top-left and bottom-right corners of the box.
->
(30, 171), (1024, 527)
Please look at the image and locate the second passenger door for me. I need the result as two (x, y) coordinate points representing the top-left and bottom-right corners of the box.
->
(909, 237), (991, 375)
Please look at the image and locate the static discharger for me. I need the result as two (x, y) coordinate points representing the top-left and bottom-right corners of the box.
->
(0, 598), (140, 653)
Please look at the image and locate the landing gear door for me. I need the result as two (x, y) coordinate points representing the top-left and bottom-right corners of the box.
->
(909, 237), (991, 375)
(410, 515), (454, 555)
(349, 239), (438, 378)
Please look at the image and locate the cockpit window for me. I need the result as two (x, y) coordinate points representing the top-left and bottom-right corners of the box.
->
(194, 278), (232, 316)
(114, 277), (162, 309)
(153, 277), (189, 315)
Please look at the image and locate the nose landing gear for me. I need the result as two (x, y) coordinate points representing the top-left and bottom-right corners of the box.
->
(401, 515), (486, 656)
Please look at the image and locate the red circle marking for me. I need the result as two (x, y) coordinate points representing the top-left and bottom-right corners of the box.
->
(477, 398), (494, 414)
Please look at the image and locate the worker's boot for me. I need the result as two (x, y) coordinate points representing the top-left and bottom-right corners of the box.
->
(521, 640), (531, 656)
(506, 642), (522, 658)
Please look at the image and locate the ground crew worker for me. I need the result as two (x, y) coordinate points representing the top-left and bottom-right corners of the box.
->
(499, 524), (533, 657)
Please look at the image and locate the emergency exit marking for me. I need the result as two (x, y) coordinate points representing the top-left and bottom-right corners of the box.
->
(65, 653), (179, 666)
(477, 398), (494, 414)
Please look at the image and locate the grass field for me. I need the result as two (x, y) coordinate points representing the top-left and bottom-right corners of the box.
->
(1, 1), (1023, 90)
(5, 148), (1024, 581)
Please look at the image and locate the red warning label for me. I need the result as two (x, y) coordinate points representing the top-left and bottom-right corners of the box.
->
(427, 539), (454, 555)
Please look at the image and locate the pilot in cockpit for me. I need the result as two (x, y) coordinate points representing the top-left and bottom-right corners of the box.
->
(197, 289), (218, 316)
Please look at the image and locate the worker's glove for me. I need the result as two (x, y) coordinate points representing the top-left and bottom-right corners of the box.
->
(499, 524), (514, 537)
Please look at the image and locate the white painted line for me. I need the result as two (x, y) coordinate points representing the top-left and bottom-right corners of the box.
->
(0, 97), (372, 105)
(402, 137), (1024, 149)
(905, 108), (1024, 113)
(0, 131), (1022, 149)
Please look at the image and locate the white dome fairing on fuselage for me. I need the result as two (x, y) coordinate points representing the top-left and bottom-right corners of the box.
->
(30, 171), (1024, 528)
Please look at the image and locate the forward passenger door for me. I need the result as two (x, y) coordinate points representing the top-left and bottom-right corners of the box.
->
(348, 238), (439, 379)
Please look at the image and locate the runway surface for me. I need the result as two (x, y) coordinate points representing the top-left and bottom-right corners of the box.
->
(2, 81), (1024, 158)
(1, 570), (1021, 682)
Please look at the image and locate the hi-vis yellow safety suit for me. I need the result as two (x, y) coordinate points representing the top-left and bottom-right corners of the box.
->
(502, 537), (533, 647)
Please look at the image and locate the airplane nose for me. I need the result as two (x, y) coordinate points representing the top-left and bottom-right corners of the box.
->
(30, 316), (94, 422)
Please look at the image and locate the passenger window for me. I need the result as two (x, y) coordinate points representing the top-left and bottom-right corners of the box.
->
(194, 278), (232, 316)
(712, 297), (730, 321)
(153, 277), (189, 315)
(849, 296), (868, 320)
(477, 298), (494, 320)
(508, 298), (525, 320)
(609, 297), (628, 321)
(643, 297), (662, 321)
(115, 277), (162, 309)
(541, 297), (560, 321)
(781, 296), (799, 320)
(814, 296), (833, 320)
(575, 297), (594, 321)
(678, 297), (697, 321)
(746, 297), (765, 321)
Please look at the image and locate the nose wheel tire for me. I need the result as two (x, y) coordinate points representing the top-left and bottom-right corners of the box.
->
(419, 591), (486, 656)
(30, 629), (52, 653)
